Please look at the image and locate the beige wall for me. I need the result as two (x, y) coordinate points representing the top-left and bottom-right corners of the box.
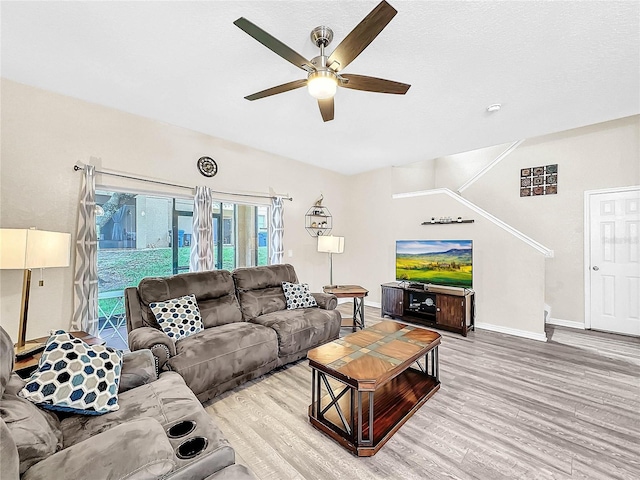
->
(1, 78), (637, 341)
(349, 116), (639, 330)
(0, 79), (347, 339)
(342, 170), (548, 338)
(461, 116), (640, 323)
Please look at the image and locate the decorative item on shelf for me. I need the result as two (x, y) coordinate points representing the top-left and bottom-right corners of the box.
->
(421, 218), (474, 225)
(317, 235), (344, 288)
(0, 228), (71, 358)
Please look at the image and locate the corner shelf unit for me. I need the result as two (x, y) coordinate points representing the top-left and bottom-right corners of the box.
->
(305, 205), (333, 237)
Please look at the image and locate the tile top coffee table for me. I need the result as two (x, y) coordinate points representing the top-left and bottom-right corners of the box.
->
(307, 320), (440, 456)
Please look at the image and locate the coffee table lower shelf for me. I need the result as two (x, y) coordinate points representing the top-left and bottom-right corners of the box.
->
(308, 368), (440, 457)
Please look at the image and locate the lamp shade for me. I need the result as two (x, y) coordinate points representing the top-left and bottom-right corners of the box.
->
(317, 235), (344, 254)
(0, 229), (71, 270)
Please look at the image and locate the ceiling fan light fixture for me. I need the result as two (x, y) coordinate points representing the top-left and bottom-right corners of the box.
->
(307, 70), (338, 99)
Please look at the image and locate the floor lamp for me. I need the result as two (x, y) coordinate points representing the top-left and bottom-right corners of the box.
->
(0, 228), (71, 358)
(317, 235), (344, 288)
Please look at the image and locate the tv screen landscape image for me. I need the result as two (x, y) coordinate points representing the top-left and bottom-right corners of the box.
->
(396, 240), (473, 288)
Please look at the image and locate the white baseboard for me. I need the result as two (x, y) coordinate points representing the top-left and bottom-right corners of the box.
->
(475, 322), (548, 342)
(546, 317), (585, 329)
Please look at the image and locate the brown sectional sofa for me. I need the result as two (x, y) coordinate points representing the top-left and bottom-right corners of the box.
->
(125, 264), (341, 402)
(0, 326), (257, 480)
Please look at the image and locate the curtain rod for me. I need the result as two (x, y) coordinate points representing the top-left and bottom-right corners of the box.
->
(73, 165), (293, 201)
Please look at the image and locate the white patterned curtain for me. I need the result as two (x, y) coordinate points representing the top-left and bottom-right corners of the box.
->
(270, 197), (285, 264)
(71, 165), (99, 335)
(190, 186), (214, 272)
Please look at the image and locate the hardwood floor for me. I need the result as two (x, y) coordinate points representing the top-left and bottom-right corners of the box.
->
(204, 305), (640, 479)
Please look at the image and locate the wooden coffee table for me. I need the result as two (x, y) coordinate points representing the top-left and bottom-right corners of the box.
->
(307, 321), (440, 456)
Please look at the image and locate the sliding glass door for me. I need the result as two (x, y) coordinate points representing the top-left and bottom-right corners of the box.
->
(95, 189), (270, 348)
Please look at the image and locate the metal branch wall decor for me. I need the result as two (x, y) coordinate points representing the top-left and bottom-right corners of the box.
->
(520, 164), (558, 197)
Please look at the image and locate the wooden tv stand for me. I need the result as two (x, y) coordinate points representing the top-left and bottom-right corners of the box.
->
(381, 282), (474, 336)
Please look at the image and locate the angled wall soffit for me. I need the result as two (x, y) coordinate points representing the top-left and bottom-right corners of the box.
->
(457, 139), (525, 193)
(392, 188), (554, 258)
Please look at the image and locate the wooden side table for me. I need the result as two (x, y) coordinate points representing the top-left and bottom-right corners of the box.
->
(14, 331), (105, 379)
(322, 285), (369, 331)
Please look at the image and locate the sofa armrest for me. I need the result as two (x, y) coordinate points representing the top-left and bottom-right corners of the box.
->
(22, 418), (175, 480)
(119, 349), (158, 393)
(311, 293), (338, 310)
(128, 327), (176, 371)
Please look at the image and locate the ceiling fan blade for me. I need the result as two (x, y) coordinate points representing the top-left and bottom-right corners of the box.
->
(327, 1), (397, 72)
(245, 79), (308, 101)
(318, 98), (334, 122)
(339, 74), (410, 94)
(234, 17), (315, 72)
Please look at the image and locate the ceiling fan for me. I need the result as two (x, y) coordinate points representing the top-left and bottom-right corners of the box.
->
(233, 0), (410, 122)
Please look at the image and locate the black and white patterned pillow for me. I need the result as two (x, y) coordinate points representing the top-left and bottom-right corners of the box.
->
(149, 294), (203, 342)
(282, 282), (318, 310)
(20, 330), (123, 415)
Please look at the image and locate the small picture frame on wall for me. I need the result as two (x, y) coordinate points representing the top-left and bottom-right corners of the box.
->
(520, 164), (558, 197)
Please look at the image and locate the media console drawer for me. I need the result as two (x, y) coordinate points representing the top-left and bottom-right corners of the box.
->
(380, 283), (474, 336)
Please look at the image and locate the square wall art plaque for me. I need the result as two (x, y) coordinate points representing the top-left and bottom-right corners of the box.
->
(520, 164), (558, 197)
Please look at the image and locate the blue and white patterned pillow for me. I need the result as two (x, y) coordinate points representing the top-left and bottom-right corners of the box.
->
(282, 282), (318, 310)
(19, 331), (123, 415)
(149, 294), (203, 342)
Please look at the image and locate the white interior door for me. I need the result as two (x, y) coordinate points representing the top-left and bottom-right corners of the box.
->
(589, 188), (640, 336)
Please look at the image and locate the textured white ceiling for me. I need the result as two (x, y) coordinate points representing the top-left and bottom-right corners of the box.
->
(2, 1), (638, 175)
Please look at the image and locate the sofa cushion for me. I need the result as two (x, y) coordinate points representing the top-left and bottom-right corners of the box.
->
(0, 417), (19, 480)
(22, 418), (175, 480)
(138, 270), (243, 329)
(0, 327), (15, 399)
(252, 307), (341, 356)
(167, 323), (278, 397)
(282, 282), (318, 310)
(0, 392), (63, 474)
(118, 350), (157, 393)
(60, 371), (236, 477)
(20, 331), (123, 415)
(150, 294), (203, 342)
(233, 264), (298, 320)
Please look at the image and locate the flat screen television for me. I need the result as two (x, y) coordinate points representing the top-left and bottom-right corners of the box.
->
(396, 240), (473, 288)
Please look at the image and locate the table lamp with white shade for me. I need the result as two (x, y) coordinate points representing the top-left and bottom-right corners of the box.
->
(317, 235), (344, 288)
(0, 228), (71, 358)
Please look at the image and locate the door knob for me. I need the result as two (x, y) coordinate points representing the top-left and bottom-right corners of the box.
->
(592, 266), (599, 271)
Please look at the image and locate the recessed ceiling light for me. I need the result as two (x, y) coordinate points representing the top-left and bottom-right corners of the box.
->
(486, 104), (502, 112)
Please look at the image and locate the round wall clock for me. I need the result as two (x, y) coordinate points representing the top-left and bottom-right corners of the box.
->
(197, 156), (218, 177)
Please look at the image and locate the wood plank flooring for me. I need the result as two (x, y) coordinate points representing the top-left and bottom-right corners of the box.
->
(204, 305), (640, 479)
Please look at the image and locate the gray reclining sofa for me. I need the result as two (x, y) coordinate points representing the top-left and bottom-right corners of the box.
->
(0, 326), (256, 480)
(125, 264), (341, 402)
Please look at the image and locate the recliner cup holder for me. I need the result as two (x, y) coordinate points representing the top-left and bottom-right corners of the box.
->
(176, 436), (208, 460)
(167, 420), (197, 439)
